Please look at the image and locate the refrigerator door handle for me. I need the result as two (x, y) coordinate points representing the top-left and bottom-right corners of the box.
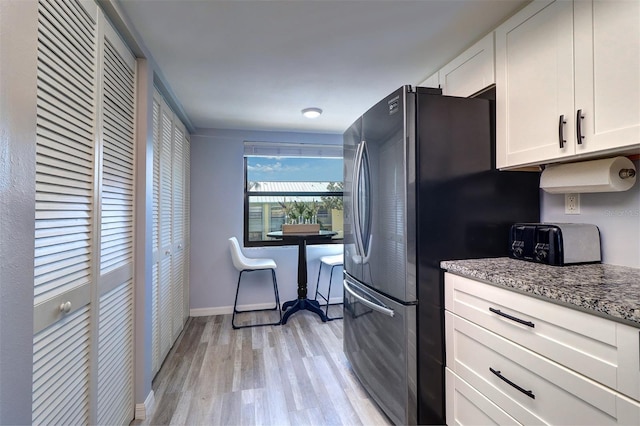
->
(343, 279), (395, 317)
(352, 141), (365, 257)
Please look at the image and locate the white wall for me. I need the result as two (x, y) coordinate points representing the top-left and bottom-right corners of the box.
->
(541, 159), (640, 268)
(190, 128), (343, 314)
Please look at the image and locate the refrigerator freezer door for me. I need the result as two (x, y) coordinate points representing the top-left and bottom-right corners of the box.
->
(343, 274), (417, 425)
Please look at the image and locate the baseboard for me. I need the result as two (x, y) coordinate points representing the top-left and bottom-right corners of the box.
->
(190, 297), (343, 317)
(135, 390), (155, 420)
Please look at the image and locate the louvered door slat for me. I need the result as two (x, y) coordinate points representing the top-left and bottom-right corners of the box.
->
(37, 144), (92, 172)
(159, 256), (173, 359)
(37, 125), (93, 157)
(33, 305), (91, 425)
(35, 222), (90, 239)
(99, 37), (134, 277)
(37, 106), (93, 147)
(152, 98), (161, 254)
(41, 0), (94, 61)
(103, 136), (134, 160)
(37, 83), (93, 124)
(101, 219), (131, 231)
(151, 263), (160, 374)
(104, 157), (134, 178)
(97, 281), (133, 426)
(37, 6), (93, 73)
(37, 74), (93, 122)
(36, 158), (92, 182)
(37, 25), (93, 97)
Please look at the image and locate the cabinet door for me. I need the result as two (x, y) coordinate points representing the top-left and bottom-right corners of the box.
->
(440, 33), (495, 98)
(171, 122), (186, 340)
(151, 92), (190, 375)
(96, 19), (136, 426)
(151, 95), (175, 375)
(574, 0), (640, 155)
(418, 71), (439, 89)
(496, 0), (575, 168)
(33, 0), (98, 422)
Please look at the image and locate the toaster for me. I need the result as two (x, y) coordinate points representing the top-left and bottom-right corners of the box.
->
(509, 223), (601, 266)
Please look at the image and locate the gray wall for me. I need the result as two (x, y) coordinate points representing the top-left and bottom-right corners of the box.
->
(190, 129), (343, 314)
(0, 1), (37, 423)
(541, 159), (640, 268)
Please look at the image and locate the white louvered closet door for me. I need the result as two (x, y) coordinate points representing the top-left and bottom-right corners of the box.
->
(151, 96), (175, 374)
(183, 133), (191, 326)
(33, 0), (98, 423)
(151, 92), (190, 376)
(33, 0), (136, 424)
(95, 19), (136, 426)
(171, 122), (185, 340)
(151, 93), (163, 374)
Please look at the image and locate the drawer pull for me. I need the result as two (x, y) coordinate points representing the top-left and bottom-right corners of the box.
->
(489, 307), (535, 328)
(490, 367), (535, 399)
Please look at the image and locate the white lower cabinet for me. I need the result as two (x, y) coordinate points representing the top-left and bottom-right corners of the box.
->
(444, 273), (640, 425)
(446, 369), (519, 426)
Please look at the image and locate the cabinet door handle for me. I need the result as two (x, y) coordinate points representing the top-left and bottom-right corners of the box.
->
(558, 114), (567, 148)
(576, 109), (584, 145)
(489, 307), (535, 328)
(490, 367), (535, 399)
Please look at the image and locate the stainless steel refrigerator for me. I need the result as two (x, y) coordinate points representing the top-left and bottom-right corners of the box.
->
(342, 85), (540, 425)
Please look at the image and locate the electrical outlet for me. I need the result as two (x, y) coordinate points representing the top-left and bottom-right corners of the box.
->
(565, 193), (580, 214)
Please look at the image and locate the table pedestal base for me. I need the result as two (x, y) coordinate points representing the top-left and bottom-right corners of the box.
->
(281, 298), (328, 324)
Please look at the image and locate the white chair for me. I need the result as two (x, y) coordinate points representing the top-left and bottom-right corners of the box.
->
(313, 250), (344, 321)
(228, 237), (281, 329)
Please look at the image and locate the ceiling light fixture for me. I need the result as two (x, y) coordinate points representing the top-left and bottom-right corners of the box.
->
(301, 107), (322, 119)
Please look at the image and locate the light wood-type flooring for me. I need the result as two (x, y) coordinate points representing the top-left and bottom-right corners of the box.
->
(136, 307), (392, 425)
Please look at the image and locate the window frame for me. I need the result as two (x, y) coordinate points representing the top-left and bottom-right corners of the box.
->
(243, 157), (344, 247)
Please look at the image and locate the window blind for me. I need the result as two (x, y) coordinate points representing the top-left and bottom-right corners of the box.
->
(243, 141), (342, 158)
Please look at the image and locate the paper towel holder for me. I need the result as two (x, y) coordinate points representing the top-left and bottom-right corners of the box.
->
(619, 168), (636, 179)
(540, 156), (637, 194)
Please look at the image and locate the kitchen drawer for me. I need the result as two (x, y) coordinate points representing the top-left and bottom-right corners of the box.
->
(446, 311), (640, 425)
(446, 368), (520, 426)
(444, 272), (640, 399)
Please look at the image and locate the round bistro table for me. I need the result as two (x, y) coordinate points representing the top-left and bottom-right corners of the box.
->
(267, 230), (337, 324)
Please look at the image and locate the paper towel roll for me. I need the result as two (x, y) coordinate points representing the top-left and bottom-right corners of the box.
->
(540, 156), (637, 194)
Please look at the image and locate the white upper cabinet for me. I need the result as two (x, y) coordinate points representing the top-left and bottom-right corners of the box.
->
(439, 32), (495, 98)
(573, 0), (640, 155)
(496, 0), (640, 169)
(418, 71), (440, 89)
(496, 0), (575, 168)
(418, 32), (495, 97)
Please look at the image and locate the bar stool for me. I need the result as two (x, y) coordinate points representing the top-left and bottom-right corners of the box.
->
(314, 252), (344, 320)
(228, 237), (282, 329)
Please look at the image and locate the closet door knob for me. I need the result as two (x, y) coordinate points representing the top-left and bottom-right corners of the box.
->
(59, 301), (72, 314)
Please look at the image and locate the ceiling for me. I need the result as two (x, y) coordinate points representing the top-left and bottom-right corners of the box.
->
(117, 0), (529, 134)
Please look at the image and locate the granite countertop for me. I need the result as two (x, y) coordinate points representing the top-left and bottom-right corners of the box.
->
(441, 257), (640, 327)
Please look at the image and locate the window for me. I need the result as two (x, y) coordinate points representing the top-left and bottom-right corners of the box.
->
(244, 142), (344, 246)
